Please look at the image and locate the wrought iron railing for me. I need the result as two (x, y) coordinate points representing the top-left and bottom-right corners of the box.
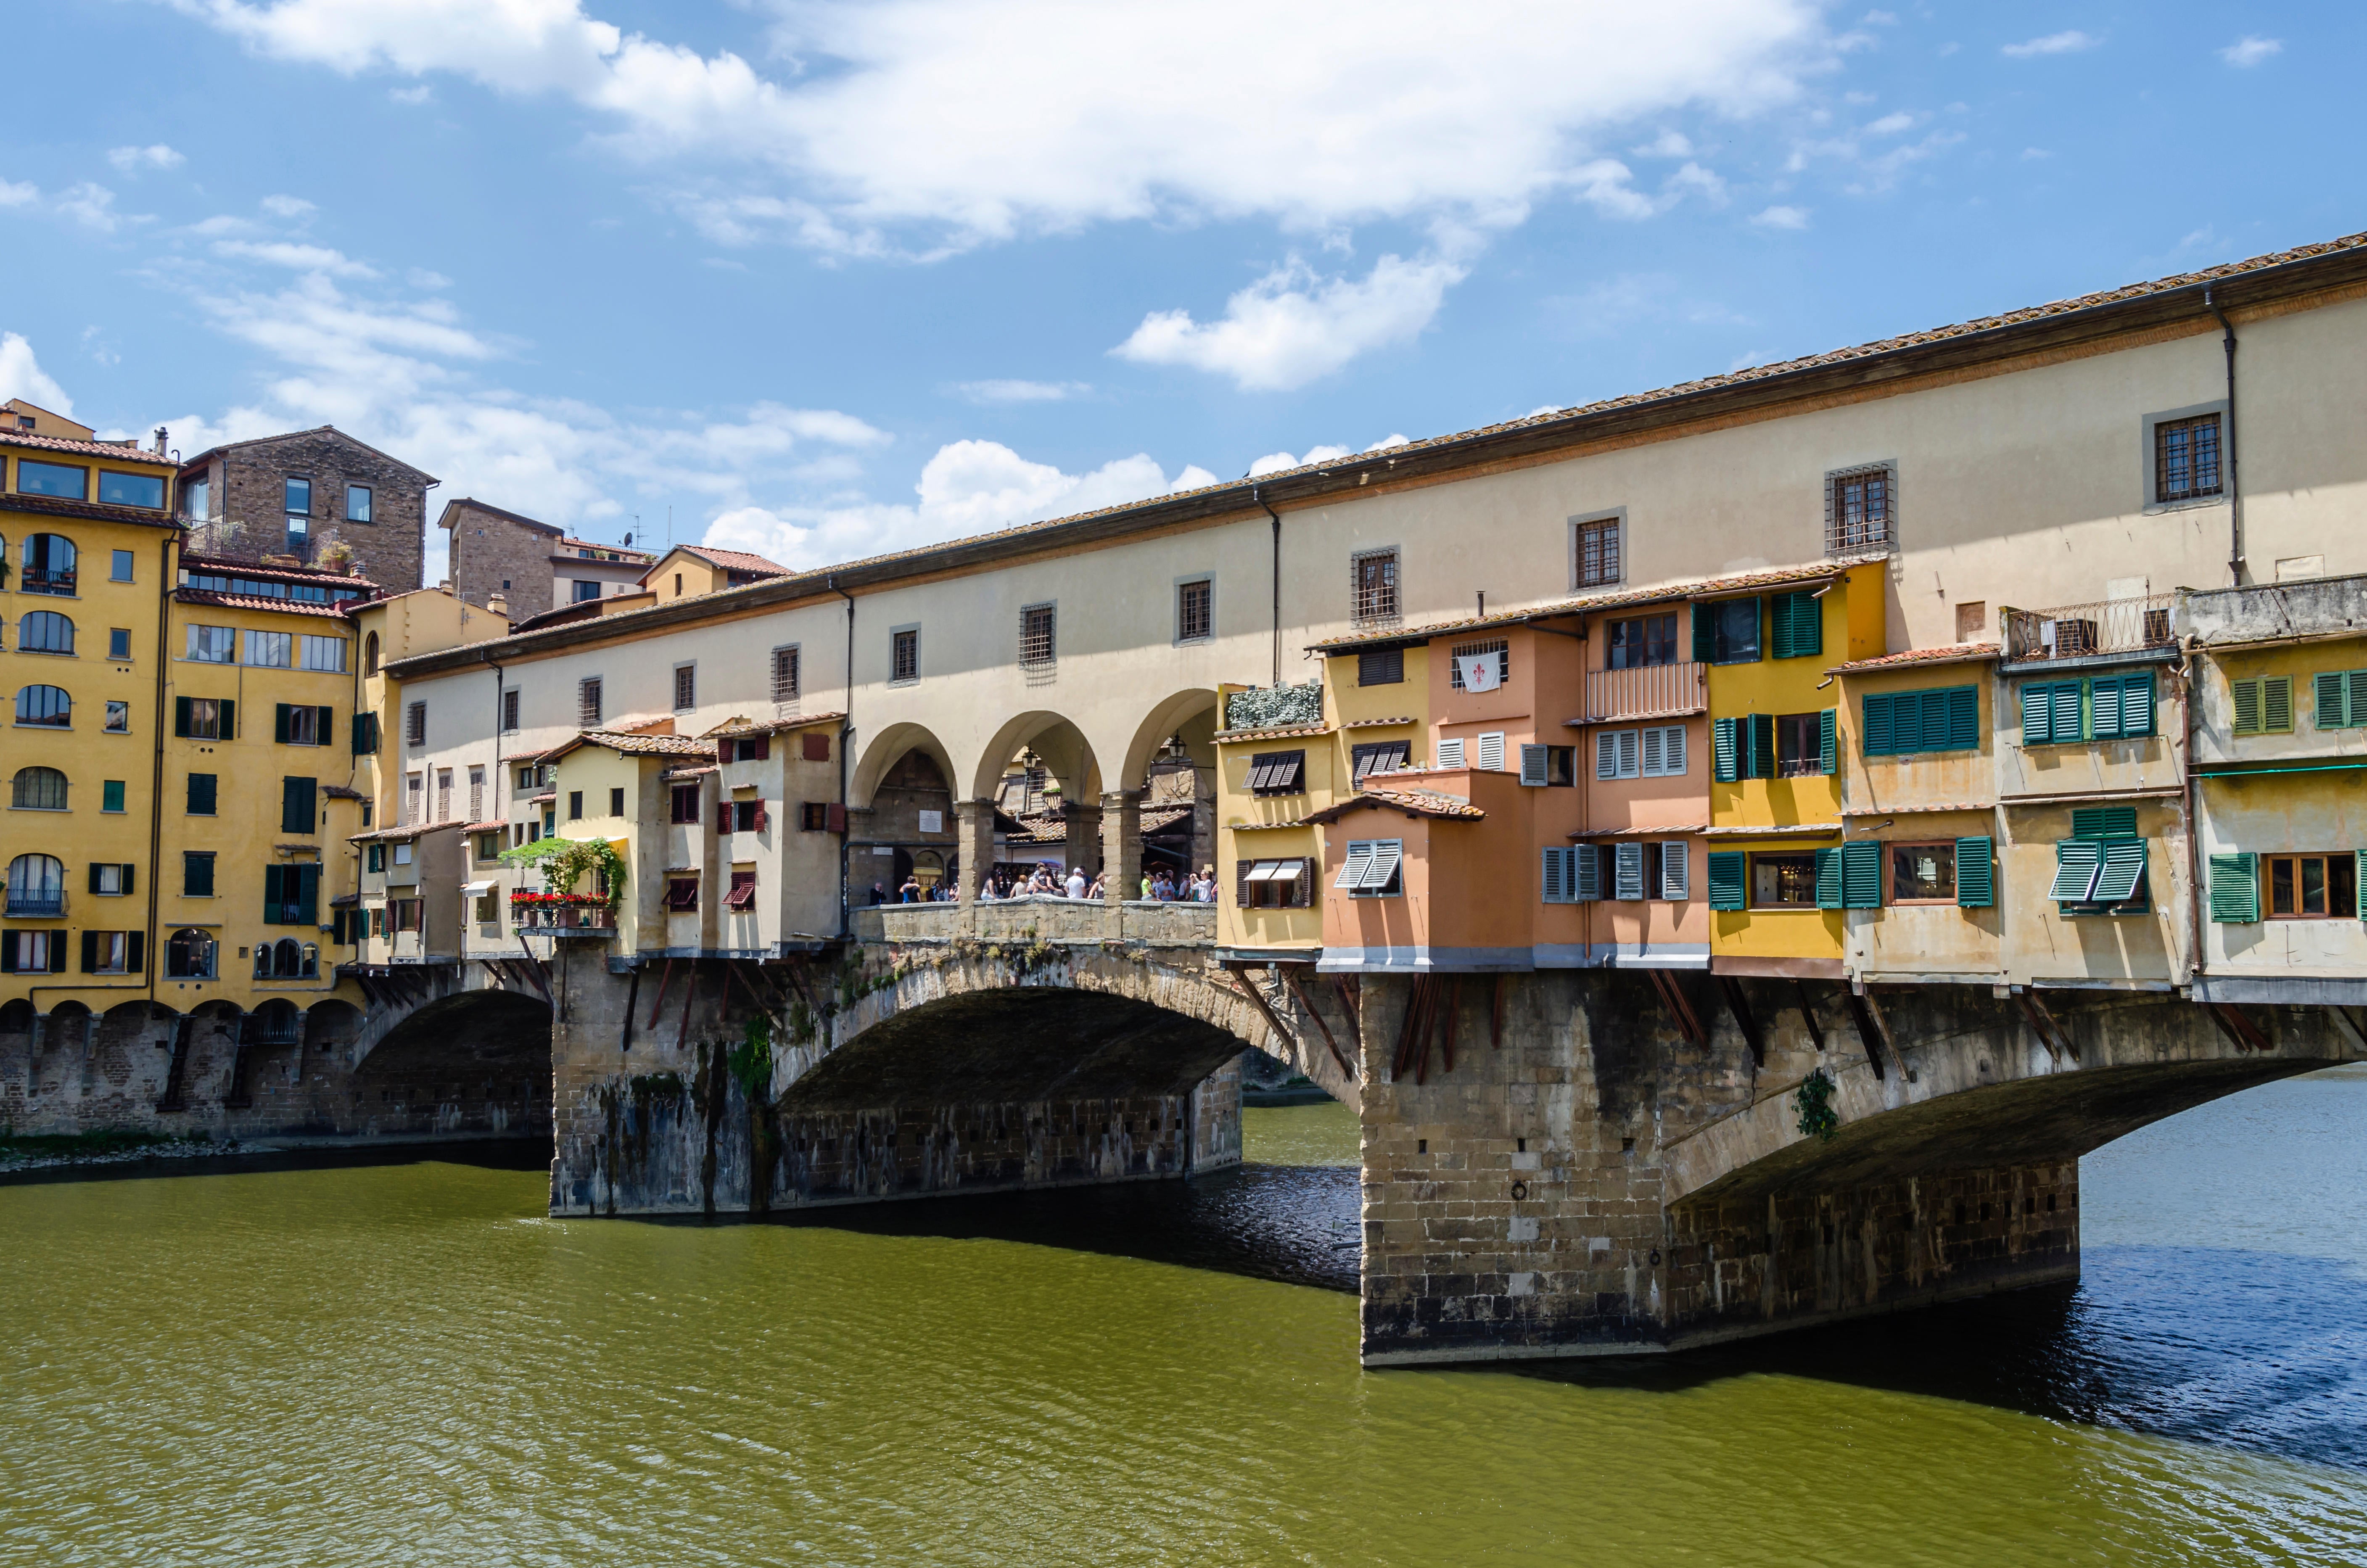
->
(2002, 595), (2175, 663)
(5, 891), (66, 917)
(515, 905), (616, 932)
(19, 568), (74, 596)
(1583, 661), (1706, 721)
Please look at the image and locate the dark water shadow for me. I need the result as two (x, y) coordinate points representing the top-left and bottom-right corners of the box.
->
(0, 1136), (552, 1188)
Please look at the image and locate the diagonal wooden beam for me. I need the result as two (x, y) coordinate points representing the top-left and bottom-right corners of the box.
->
(1279, 964), (1354, 1082)
(2206, 1000), (2271, 1053)
(1649, 969), (1706, 1046)
(646, 956), (675, 1029)
(1791, 979), (1825, 1053)
(1716, 975), (1765, 1067)
(1220, 961), (1297, 1059)
(1329, 975), (1365, 1061)
(1844, 985), (1899, 1080)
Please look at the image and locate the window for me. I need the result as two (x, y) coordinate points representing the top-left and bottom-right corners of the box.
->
(0, 931), (60, 974)
(406, 700), (427, 746)
(1357, 647), (1404, 686)
(404, 773), (422, 824)
(726, 870), (758, 911)
(1540, 844), (1598, 904)
(1448, 639), (1509, 691)
(436, 770), (453, 820)
(1235, 857), (1313, 908)
(83, 931), (137, 974)
(364, 632), (380, 676)
(476, 831), (503, 863)
(17, 461), (87, 501)
(1332, 841), (1403, 898)
(107, 627), (132, 660)
(1475, 732), (1506, 773)
(890, 628), (919, 683)
(299, 635), (346, 672)
(1767, 592), (1823, 660)
(1352, 739), (1411, 784)
(16, 685), (70, 727)
(393, 842), (413, 866)
(726, 799), (764, 832)
(285, 476), (312, 515)
(666, 877), (700, 912)
(263, 865), (321, 925)
(1177, 579), (1212, 642)
(610, 786), (626, 818)
(2229, 675), (2292, 738)
(799, 801), (843, 832)
(104, 701), (129, 733)
(2050, 809), (2149, 914)
(352, 712), (380, 755)
(803, 731), (831, 763)
(674, 663), (697, 710)
(346, 484), (373, 522)
(568, 790), (584, 821)
(186, 476), (211, 517)
(11, 767), (67, 810)
(21, 533), (76, 594)
(1573, 515), (1621, 587)
(1695, 599), (1760, 665)
(245, 630), (292, 668)
(367, 845), (386, 873)
(1889, 842), (1959, 903)
(578, 678), (603, 727)
(101, 780), (125, 813)
(99, 471), (165, 509)
(281, 776), (318, 834)
(277, 704), (333, 746)
(182, 852), (216, 897)
(2264, 854), (2360, 920)
(1352, 549), (1399, 623)
(187, 773), (218, 815)
(2021, 674), (2155, 746)
(186, 623), (235, 663)
(772, 645), (800, 702)
(1868, 686), (1981, 754)
(1658, 842), (1690, 901)
(1606, 614), (1679, 670)
(1247, 750), (1306, 797)
(1776, 712), (1832, 778)
(470, 767), (485, 821)
(111, 549), (135, 582)
(1712, 715), (1791, 781)
(672, 784), (702, 824)
(1826, 464), (1895, 554)
(1750, 853), (1819, 908)
(1436, 736), (1466, 769)
(2312, 671), (2367, 730)
(5, 853), (64, 915)
(2155, 414), (2222, 503)
(1595, 724), (1686, 780)
(166, 928), (216, 979)
(19, 610), (74, 654)
(1020, 604), (1056, 668)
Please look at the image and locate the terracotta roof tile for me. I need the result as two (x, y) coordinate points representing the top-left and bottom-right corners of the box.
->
(1305, 786), (1486, 824)
(1341, 715), (1419, 729)
(702, 712), (848, 738)
(1214, 723), (1331, 742)
(676, 545), (789, 576)
(174, 586), (353, 620)
(1829, 643), (2000, 673)
(0, 428), (174, 462)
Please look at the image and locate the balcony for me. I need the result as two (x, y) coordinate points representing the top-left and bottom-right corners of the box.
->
(20, 568), (75, 597)
(1582, 661), (1705, 722)
(512, 899), (616, 934)
(2003, 596), (2174, 665)
(5, 891), (66, 918)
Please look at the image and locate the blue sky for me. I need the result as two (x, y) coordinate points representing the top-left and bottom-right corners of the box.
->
(2, 2), (2357, 586)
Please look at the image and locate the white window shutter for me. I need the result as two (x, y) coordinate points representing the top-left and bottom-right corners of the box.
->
(1640, 726), (1663, 775)
(1478, 731), (1506, 772)
(1614, 841), (1645, 900)
(1520, 744), (1548, 787)
(1361, 840), (1403, 891)
(1336, 840), (1374, 889)
(1662, 726), (1686, 776)
(1617, 730), (1639, 779)
(1573, 844), (1602, 901)
(1660, 841), (1689, 900)
(1438, 737), (1466, 769)
(1596, 731), (1619, 779)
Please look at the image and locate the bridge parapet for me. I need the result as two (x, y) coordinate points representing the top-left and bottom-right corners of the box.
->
(856, 896), (1216, 948)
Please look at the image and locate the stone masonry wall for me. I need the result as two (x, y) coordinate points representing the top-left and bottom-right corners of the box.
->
(445, 502), (562, 616)
(194, 430), (428, 591)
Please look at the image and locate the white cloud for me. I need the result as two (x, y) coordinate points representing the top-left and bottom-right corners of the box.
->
(1663, 161), (1728, 204)
(388, 83), (434, 103)
(55, 183), (135, 233)
(1750, 204), (1810, 230)
(2022, 147), (2052, 160)
(1364, 434), (1410, 452)
(1864, 111), (1915, 135)
(107, 144), (186, 173)
(2002, 30), (2100, 58)
(2219, 36), (2281, 67)
(213, 239), (380, 278)
(0, 180), (36, 208)
(0, 333), (74, 415)
(174, 0), (1833, 252)
(1632, 129), (1695, 158)
(1114, 252), (1466, 391)
(950, 378), (1090, 404)
(260, 194), (317, 218)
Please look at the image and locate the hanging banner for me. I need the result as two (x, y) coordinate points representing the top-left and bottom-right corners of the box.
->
(1458, 653), (1501, 693)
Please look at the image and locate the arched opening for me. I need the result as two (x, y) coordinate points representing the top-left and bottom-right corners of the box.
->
(6, 852), (65, 917)
(253, 937), (317, 980)
(1119, 690), (1221, 892)
(10, 769), (68, 812)
(20, 533), (76, 595)
(14, 684), (70, 727)
(17, 609), (75, 654)
(356, 988), (554, 1138)
(165, 928), (218, 980)
(972, 711), (1106, 897)
(363, 631), (379, 676)
(850, 724), (962, 905)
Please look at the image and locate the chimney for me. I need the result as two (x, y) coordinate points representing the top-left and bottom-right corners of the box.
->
(487, 591), (508, 618)
(153, 426), (169, 456)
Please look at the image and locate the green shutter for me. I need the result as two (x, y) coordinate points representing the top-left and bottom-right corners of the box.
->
(2021, 684), (2051, 746)
(1864, 693), (1896, 755)
(2348, 673), (2367, 730)
(2208, 852), (2259, 923)
(1770, 592), (1821, 658)
(2262, 676), (2293, 733)
(2050, 840), (2101, 902)
(2230, 677), (2261, 736)
(1745, 597), (1761, 663)
(1713, 717), (1740, 782)
(1814, 846), (1843, 908)
(2050, 683), (2083, 745)
(282, 778), (305, 834)
(1692, 603), (1714, 664)
(2090, 677), (2124, 739)
(1748, 713), (1775, 779)
(2316, 672), (2347, 729)
(2071, 805), (2137, 840)
(188, 773), (217, 814)
(2119, 672), (2155, 738)
(274, 703), (292, 743)
(2092, 839), (2147, 903)
(1840, 840), (1882, 908)
(297, 865), (320, 925)
(317, 706), (335, 747)
(1947, 685), (1979, 750)
(87, 863), (103, 894)
(102, 779), (125, 813)
(174, 696), (193, 738)
(263, 864), (285, 922)
(1707, 851), (1746, 910)
(1893, 690), (1928, 753)
(126, 932), (143, 973)
(218, 699), (235, 739)
(1955, 837), (1995, 907)
(1818, 708), (1837, 774)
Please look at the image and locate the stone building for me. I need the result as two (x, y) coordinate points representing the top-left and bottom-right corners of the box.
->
(178, 426), (433, 591)
(439, 496), (653, 618)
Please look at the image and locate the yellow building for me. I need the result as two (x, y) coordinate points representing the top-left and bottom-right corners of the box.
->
(1700, 558), (1886, 978)
(641, 544), (789, 604)
(0, 426), (180, 1003)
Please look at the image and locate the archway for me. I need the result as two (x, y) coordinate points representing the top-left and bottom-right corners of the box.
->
(850, 723), (963, 905)
(354, 988), (554, 1137)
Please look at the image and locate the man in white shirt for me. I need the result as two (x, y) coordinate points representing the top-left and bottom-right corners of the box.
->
(1064, 867), (1087, 900)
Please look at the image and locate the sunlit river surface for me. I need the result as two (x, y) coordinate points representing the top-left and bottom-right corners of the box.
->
(4, 1069), (2365, 1566)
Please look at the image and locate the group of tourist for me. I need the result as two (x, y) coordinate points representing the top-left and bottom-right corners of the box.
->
(871, 861), (1220, 904)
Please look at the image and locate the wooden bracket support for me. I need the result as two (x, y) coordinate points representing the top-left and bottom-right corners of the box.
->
(1791, 979), (1825, 1053)
(512, 932), (553, 1002)
(2206, 1000), (2272, 1053)
(1329, 975), (1365, 1062)
(1648, 969), (1707, 1047)
(1279, 964), (1355, 1082)
(1220, 961), (1298, 1059)
(646, 956), (676, 1029)
(1715, 974), (1765, 1067)
(1843, 986), (1897, 1080)
(621, 967), (640, 1053)
(2013, 988), (2076, 1064)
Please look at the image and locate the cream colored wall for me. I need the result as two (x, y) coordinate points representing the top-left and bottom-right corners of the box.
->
(2196, 774), (2367, 974)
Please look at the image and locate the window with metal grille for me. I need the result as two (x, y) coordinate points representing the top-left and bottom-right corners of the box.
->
(2155, 414), (2222, 503)
(1247, 750), (1306, 796)
(1357, 646), (1403, 686)
(578, 678), (602, 728)
(772, 645), (800, 702)
(1825, 464), (1895, 555)
(1176, 579), (1212, 642)
(891, 628), (919, 684)
(1446, 639), (1509, 690)
(1352, 549), (1399, 623)
(502, 690), (520, 733)
(1020, 604), (1056, 667)
(1573, 516), (1621, 587)
(405, 701), (426, 746)
(673, 664), (696, 710)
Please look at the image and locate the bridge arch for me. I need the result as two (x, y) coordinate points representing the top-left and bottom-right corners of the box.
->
(969, 708), (1104, 805)
(1116, 688), (1221, 795)
(352, 982), (553, 1138)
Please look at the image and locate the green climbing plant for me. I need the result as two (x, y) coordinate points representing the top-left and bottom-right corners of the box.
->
(727, 1015), (773, 1101)
(1794, 1068), (1839, 1144)
(498, 834), (628, 910)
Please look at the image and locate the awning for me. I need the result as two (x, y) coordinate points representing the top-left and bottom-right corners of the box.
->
(461, 880), (497, 895)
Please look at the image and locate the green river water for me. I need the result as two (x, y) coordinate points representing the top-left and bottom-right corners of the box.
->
(4, 1078), (2366, 1566)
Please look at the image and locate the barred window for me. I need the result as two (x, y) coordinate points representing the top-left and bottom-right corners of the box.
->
(501, 690), (520, 733)
(1825, 464), (1895, 555)
(1352, 549), (1399, 623)
(578, 677), (603, 728)
(771, 645), (800, 702)
(404, 700), (426, 746)
(1447, 639), (1509, 690)
(891, 628), (919, 684)
(2156, 414), (2222, 503)
(673, 663), (696, 711)
(1574, 516), (1621, 587)
(1020, 604), (1056, 668)
(1177, 579), (1212, 641)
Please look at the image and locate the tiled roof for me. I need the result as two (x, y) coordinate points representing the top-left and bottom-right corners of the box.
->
(1226, 818), (1314, 832)
(438, 496), (560, 535)
(1840, 802), (1992, 816)
(180, 425), (437, 481)
(349, 821), (465, 843)
(1304, 786), (1487, 824)
(0, 427), (173, 462)
(660, 764), (718, 781)
(1829, 643), (2000, 674)
(557, 536), (654, 562)
(1341, 715), (1419, 729)
(1700, 822), (1843, 837)
(181, 552), (378, 589)
(1140, 804), (1194, 833)
(552, 729), (717, 759)
(323, 784), (369, 801)
(0, 489), (182, 529)
(703, 712), (848, 738)
(174, 587), (353, 619)
(1570, 824), (1709, 838)
(1214, 723), (1331, 743)
(676, 545), (789, 577)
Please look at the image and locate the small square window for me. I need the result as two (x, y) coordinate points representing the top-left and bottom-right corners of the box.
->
(1890, 842), (1959, 903)
(346, 484), (372, 523)
(1020, 604), (1056, 668)
(1352, 549), (1400, 623)
(1573, 516), (1621, 587)
(108, 627), (132, 660)
(104, 701), (129, 733)
(2156, 414), (2222, 504)
(1177, 579), (1212, 642)
(1357, 647), (1403, 686)
(1751, 852), (1819, 908)
(111, 549), (135, 582)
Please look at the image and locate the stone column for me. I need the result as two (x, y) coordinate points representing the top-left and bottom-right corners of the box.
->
(956, 798), (995, 935)
(1101, 789), (1141, 935)
(1064, 799), (1103, 879)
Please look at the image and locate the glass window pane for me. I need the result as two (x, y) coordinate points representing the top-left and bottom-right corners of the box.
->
(285, 476), (312, 514)
(2270, 858), (2293, 915)
(2301, 857), (2326, 916)
(98, 471), (165, 509)
(345, 484), (372, 522)
(17, 461), (87, 499)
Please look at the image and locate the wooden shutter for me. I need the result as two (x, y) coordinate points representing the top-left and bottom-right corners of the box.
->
(1840, 840), (1882, 908)
(1814, 847), (1843, 909)
(49, 937), (65, 974)
(1520, 744), (1549, 786)
(126, 932), (143, 973)
(1713, 718), (1739, 782)
(1661, 725), (1687, 775)
(1288, 858), (1315, 908)
(1707, 851), (1745, 910)
(1659, 841), (1688, 900)
(2316, 672), (2346, 729)
(122, 864), (135, 896)
(1595, 731), (1619, 779)
(2018, 686), (2050, 746)
(2071, 805), (2137, 840)
(2048, 683), (2081, 745)
(2262, 676), (2293, 733)
(1864, 693), (1895, 755)
(1946, 686), (1979, 750)
(1818, 710), (1837, 774)
(1540, 846), (1570, 903)
(219, 700), (235, 739)
(2349, 673), (2367, 730)
(1334, 841), (1374, 890)
(1614, 842), (1644, 901)
(1614, 730), (1638, 779)
(174, 696), (193, 738)
(2092, 840), (2147, 903)
(1574, 844), (1603, 902)
(1691, 602), (1714, 664)
(274, 703), (292, 743)
(317, 707), (335, 747)
(2208, 852), (2259, 922)
(2090, 676), (2124, 739)
(1770, 591), (1821, 659)
(82, 931), (99, 973)
(2049, 840), (2102, 902)
(2118, 675), (2152, 738)
(2230, 676), (2261, 736)
(263, 864), (285, 922)
(1955, 837), (1994, 907)
(88, 862), (104, 894)
(1747, 713), (1775, 780)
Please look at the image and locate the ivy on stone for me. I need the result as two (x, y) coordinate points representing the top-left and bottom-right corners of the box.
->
(1794, 1069), (1839, 1143)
